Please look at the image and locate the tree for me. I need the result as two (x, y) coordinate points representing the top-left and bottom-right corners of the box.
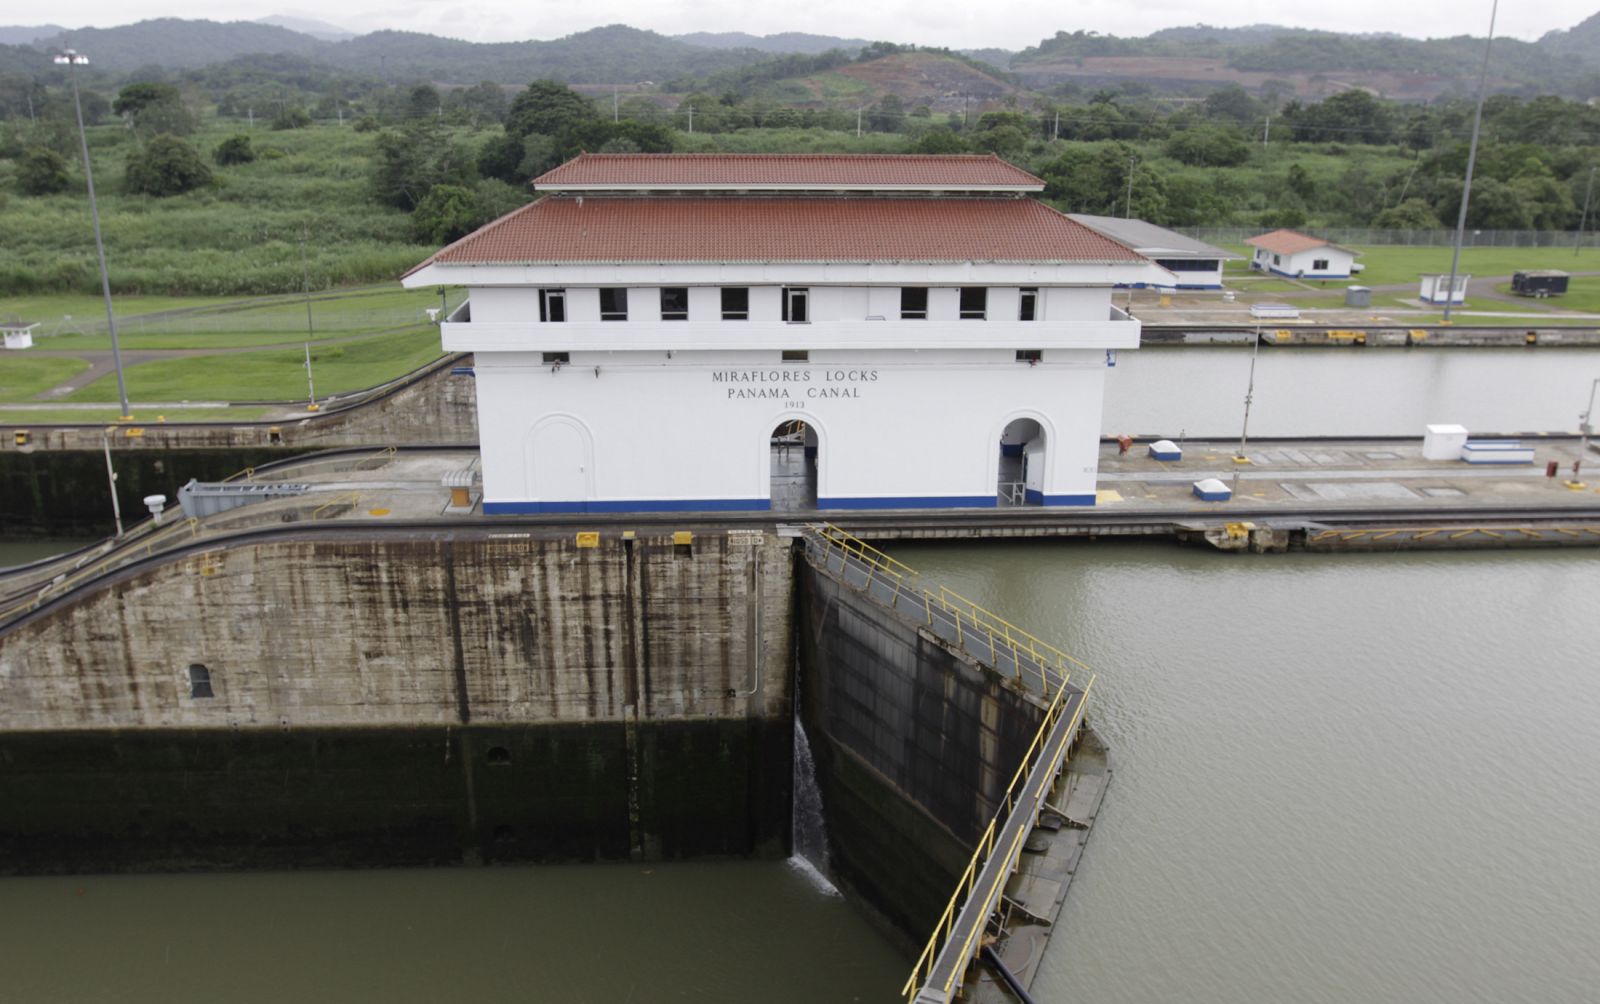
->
(125, 135), (212, 196)
(113, 82), (194, 137)
(910, 128), (968, 154)
(1202, 85), (1260, 126)
(456, 81), (510, 125)
(1372, 198), (1443, 229)
(213, 134), (255, 166)
(406, 84), (441, 121)
(272, 107), (311, 130)
(370, 124), (475, 210)
(16, 147), (71, 195)
(1164, 126), (1251, 167)
(477, 132), (526, 184)
(411, 184), (481, 244)
(505, 80), (598, 139)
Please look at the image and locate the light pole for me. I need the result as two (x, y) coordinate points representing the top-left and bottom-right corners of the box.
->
(1577, 165), (1595, 258)
(1442, 0), (1498, 324)
(1573, 377), (1599, 486)
(55, 48), (132, 421)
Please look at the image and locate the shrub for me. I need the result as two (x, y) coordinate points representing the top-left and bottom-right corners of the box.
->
(213, 134), (255, 166)
(125, 135), (213, 196)
(272, 107), (312, 130)
(16, 147), (71, 195)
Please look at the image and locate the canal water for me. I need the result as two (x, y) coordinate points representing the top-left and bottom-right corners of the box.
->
(893, 541), (1600, 1004)
(6, 539), (1600, 1003)
(1106, 345), (1600, 438)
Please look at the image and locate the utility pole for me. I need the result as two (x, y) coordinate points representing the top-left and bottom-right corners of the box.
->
(1125, 155), (1136, 219)
(1234, 327), (1263, 469)
(613, 85), (619, 123)
(687, 105), (693, 133)
(1443, 0), (1498, 324)
(299, 227), (319, 412)
(1263, 116), (1270, 147)
(248, 106), (254, 129)
(102, 429), (124, 538)
(1574, 377), (1599, 486)
(856, 106), (863, 138)
(1052, 108), (1059, 141)
(1576, 165), (1595, 257)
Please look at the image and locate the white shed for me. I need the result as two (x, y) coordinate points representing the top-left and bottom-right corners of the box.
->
(2, 322), (38, 350)
(1418, 274), (1469, 305)
(1245, 230), (1359, 280)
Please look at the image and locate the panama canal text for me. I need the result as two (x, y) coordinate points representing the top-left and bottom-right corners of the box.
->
(712, 368), (879, 401)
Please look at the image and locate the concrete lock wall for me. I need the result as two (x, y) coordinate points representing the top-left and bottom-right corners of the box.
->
(0, 531), (795, 872)
(795, 560), (1048, 949)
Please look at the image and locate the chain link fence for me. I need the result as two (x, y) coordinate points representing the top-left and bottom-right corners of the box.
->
(23, 290), (465, 341)
(1177, 227), (1599, 250)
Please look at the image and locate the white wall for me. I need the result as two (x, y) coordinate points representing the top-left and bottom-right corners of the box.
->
(471, 348), (1110, 511)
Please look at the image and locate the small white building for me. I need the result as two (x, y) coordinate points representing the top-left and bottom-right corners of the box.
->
(1067, 215), (1235, 289)
(2, 322), (38, 350)
(1418, 273), (1469, 305)
(403, 153), (1167, 514)
(1245, 229), (1358, 280)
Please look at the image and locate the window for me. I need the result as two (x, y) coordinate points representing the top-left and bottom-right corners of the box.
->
(1272, 254), (1281, 266)
(542, 352), (569, 365)
(782, 350), (809, 362)
(721, 287), (749, 320)
(660, 287), (688, 321)
(959, 287), (987, 320)
(599, 288), (628, 321)
(538, 288), (566, 323)
(1312, 258), (1330, 271)
(1019, 288), (1039, 321)
(188, 663), (214, 699)
(900, 287), (928, 320)
(782, 287), (809, 323)
(1016, 350), (1042, 363)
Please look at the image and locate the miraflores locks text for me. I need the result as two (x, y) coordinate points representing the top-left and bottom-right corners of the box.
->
(712, 368), (879, 401)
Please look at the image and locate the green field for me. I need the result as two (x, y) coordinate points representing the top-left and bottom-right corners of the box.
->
(0, 357), (92, 402)
(0, 406), (271, 424)
(4, 287), (457, 351)
(0, 117), (467, 297)
(1224, 244), (1599, 289)
(63, 326), (446, 403)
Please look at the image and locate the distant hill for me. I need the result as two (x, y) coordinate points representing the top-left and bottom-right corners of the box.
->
(1008, 24), (1593, 99)
(325, 25), (771, 84)
(755, 50), (1021, 113)
(28, 18), (326, 71)
(1539, 11), (1600, 66)
(0, 24), (66, 45)
(676, 31), (870, 54)
(255, 14), (356, 42)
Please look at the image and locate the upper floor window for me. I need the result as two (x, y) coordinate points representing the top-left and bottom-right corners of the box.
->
(1019, 288), (1039, 322)
(721, 287), (749, 321)
(538, 288), (566, 323)
(599, 288), (628, 322)
(782, 287), (809, 324)
(900, 287), (928, 320)
(959, 287), (987, 320)
(661, 287), (689, 321)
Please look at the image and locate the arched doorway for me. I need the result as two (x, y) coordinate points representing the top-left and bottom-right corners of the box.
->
(770, 419), (818, 512)
(998, 418), (1045, 506)
(526, 417), (593, 505)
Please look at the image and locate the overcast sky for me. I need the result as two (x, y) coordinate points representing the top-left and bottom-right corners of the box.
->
(36, 1), (1599, 50)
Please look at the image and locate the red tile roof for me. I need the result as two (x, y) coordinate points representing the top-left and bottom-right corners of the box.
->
(1245, 229), (1355, 255)
(409, 196), (1143, 271)
(531, 153), (1044, 190)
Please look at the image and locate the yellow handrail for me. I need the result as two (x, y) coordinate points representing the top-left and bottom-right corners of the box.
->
(809, 522), (1093, 692)
(0, 516), (201, 624)
(900, 675), (1095, 1001)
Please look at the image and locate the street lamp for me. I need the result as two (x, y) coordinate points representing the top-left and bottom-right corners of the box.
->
(54, 48), (132, 421)
(1573, 377), (1599, 487)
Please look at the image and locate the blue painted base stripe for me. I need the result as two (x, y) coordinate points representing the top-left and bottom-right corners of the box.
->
(818, 495), (996, 510)
(1027, 491), (1097, 506)
(485, 498), (769, 514)
(1266, 266), (1351, 279)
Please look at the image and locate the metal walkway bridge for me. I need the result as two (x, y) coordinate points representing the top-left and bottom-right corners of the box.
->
(797, 524), (1095, 1004)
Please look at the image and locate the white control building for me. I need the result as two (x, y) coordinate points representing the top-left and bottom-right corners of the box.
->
(402, 153), (1165, 514)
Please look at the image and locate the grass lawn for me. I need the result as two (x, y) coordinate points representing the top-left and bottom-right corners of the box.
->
(1224, 244), (1599, 288)
(64, 326), (446, 403)
(5, 286), (457, 351)
(0, 406), (271, 424)
(0, 357), (91, 403)
(1493, 279), (1600, 314)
